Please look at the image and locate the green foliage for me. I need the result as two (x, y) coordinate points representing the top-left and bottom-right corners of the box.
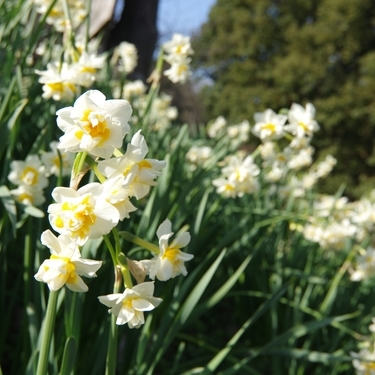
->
(193, 0), (375, 198)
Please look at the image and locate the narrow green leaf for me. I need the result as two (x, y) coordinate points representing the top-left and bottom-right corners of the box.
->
(59, 337), (77, 375)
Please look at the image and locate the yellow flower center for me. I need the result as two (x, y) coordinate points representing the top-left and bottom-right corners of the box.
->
(54, 195), (96, 240)
(49, 255), (77, 283)
(298, 121), (309, 133)
(262, 123), (276, 133)
(80, 66), (96, 74)
(122, 159), (152, 177)
(21, 166), (38, 185)
(75, 109), (111, 146)
(17, 192), (33, 204)
(162, 247), (180, 263)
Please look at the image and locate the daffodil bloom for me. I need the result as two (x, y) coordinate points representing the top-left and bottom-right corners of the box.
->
(350, 347), (375, 375)
(71, 51), (106, 87)
(164, 57), (191, 84)
(140, 219), (194, 281)
(8, 155), (48, 189)
(163, 33), (194, 58)
(35, 62), (78, 101)
(48, 184), (120, 246)
(98, 282), (162, 328)
(99, 175), (137, 221)
(285, 103), (319, 138)
(207, 116), (227, 139)
(252, 109), (287, 141)
(41, 141), (74, 177)
(56, 90), (132, 159)
(212, 177), (237, 198)
(116, 42), (138, 73)
(97, 130), (166, 199)
(35, 230), (102, 292)
(10, 185), (46, 206)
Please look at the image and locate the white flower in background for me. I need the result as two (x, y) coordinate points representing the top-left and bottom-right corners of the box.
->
(265, 165), (285, 183)
(227, 120), (251, 143)
(212, 177), (237, 198)
(285, 103), (319, 138)
(35, 62), (78, 101)
(313, 195), (349, 218)
(98, 281), (162, 328)
(97, 130), (166, 199)
(252, 109), (287, 141)
(10, 185), (46, 207)
(56, 90), (132, 159)
(71, 51), (106, 87)
(259, 142), (277, 161)
(186, 145), (212, 168)
(33, 0), (86, 32)
(122, 80), (147, 100)
(41, 141), (75, 177)
(351, 247), (375, 282)
(313, 155), (337, 178)
(116, 42), (138, 73)
(8, 155), (48, 189)
(140, 219), (194, 281)
(163, 33), (194, 59)
(48, 184), (120, 246)
(222, 155), (260, 185)
(288, 136), (312, 150)
(351, 199), (375, 231)
(207, 116), (227, 138)
(287, 147), (314, 170)
(163, 34), (193, 84)
(164, 57), (191, 84)
(351, 347), (375, 375)
(147, 93), (178, 131)
(99, 176), (137, 221)
(35, 230), (102, 292)
(369, 318), (375, 333)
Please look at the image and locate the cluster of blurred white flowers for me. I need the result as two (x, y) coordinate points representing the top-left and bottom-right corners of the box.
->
(210, 103), (334, 199)
(7, 143), (74, 208)
(31, 89), (194, 328)
(163, 33), (194, 84)
(351, 318), (375, 374)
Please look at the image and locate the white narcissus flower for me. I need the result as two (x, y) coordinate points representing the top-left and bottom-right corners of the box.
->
(351, 347), (375, 375)
(48, 183), (120, 246)
(350, 247), (375, 282)
(99, 176), (137, 221)
(71, 51), (106, 87)
(163, 33), (194, 58)
(56, 90), (132, 159)
(252, 109), (287, 141)
(97, 130), (166, 199)
(163, 57), (191, 84)
(212, 177), (237, 198)
(41, 141), (75, 177)
(8, 155), (48, 189)
(35, 230), (102, 292)
(116, 42), (138, 73)
(98, 282), (162, 328)
(10, 185), (45, 207)
(207, 116), (227, 139)
(140, 219), (194, 281)
(35, 62), (78, 101)
(285, 103), (319, 138)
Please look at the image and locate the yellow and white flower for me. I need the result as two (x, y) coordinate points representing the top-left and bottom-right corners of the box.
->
(98, 281), (162, 328)
(140, 219), (194, 281)
(48, 184), (120, 246)
(97, 130), (166, 199)
(35, 230), (102, 292)
(41, 141), (75, 177)
(35, 62), (78, 101)
(8, 155), (48, 189)
(56, 90), (132, 159)
(285, 103), (319, 138)
(115, 42), (138, 74)
(252, 109), (287, 141)
(10, 185), (46, 207)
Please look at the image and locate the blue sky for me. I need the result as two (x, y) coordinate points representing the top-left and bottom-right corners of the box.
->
(157, 0), (216, 42)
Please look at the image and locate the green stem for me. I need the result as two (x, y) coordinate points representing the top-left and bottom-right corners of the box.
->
(119, 231), (160, 254)
(105, 267), (121, 375)
(103, 235), (117, 267)
(36, 290), (59, 375)
(85, 155), (106, 183)
(113, 229), (133, 288)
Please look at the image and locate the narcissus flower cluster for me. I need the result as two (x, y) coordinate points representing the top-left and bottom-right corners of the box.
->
(34, 89), (194, 329)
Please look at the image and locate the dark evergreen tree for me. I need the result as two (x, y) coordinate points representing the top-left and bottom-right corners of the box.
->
(193, 0), (375, 197)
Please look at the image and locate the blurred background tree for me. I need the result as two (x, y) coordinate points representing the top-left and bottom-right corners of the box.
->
(192, 0), (375, 198)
